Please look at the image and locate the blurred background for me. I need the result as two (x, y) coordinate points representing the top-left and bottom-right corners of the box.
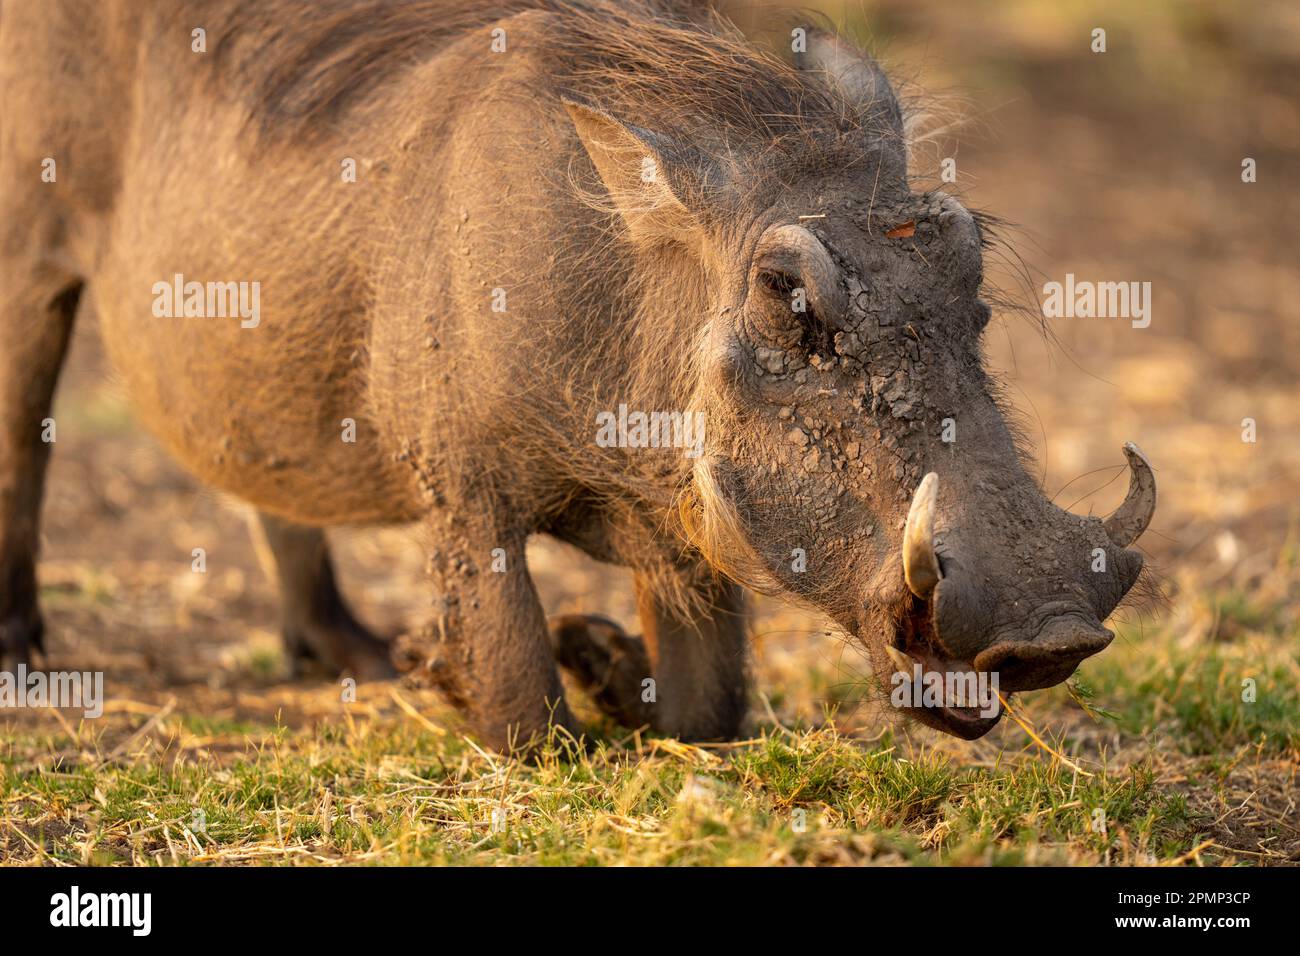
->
(29, 0), (1299, 758)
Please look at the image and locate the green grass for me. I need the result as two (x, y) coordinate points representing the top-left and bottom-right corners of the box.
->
(1084, 622), (1299, 756)
(2, 579), (1295, 866)
(0, 714), (1229, 866)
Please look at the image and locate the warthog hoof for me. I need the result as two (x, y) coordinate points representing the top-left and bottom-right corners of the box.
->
(284, 618), (396, 682)
(0, 610), (44, 672)
(549, 614), (653, 730)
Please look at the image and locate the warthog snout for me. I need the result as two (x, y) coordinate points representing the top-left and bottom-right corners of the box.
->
(878, 443), (1156, 737)
(973, 620), (1115, 692)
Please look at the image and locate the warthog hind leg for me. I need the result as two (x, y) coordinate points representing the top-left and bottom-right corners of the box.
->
(250, 512), (395, 681)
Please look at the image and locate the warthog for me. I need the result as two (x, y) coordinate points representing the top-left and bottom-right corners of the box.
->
(0, 0), (1154, 748)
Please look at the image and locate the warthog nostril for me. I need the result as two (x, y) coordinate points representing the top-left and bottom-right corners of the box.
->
(973, 625), (1113, 692)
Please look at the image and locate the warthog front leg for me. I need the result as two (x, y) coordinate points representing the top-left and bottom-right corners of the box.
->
(551, 573), (749, 741)
(0, 225), (82, 669)
(250, 512), (394, 681)
(394, 521), (576, 753)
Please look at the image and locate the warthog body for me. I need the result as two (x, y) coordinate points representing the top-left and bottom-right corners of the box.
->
(0, 0), (1154, 747)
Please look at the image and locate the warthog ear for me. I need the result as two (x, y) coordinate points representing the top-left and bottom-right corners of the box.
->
(562, 98), (715, 244)
(794, 28), (904, 142)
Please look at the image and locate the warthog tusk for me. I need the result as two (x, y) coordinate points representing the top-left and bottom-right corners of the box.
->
(1103, 442), (1157, 548)
(903, 472), (942, 599)
(883, 643), (914, 674)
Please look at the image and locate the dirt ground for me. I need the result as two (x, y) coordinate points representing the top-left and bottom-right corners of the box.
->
(2, 0), (1296, 865)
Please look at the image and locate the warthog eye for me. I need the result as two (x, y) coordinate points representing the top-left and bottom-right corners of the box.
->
(754, 269), (829, 355)
(757, 268), (800, 299)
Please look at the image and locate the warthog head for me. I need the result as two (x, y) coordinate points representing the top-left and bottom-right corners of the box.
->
(564, 23), (1154, 737)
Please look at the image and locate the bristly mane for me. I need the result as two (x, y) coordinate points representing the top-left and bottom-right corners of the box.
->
(200, 0), (896, 164)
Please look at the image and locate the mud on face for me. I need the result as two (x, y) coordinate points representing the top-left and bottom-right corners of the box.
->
(687, 183), (1153, 739)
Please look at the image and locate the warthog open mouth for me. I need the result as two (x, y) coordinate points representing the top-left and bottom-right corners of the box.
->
(880, 444), (1156, 740)
(882, 603), (1006, 739)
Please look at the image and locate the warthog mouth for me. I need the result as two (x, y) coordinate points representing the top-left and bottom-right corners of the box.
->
(879, 599), (1117, 739)
(883, 598), (1006, 740)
